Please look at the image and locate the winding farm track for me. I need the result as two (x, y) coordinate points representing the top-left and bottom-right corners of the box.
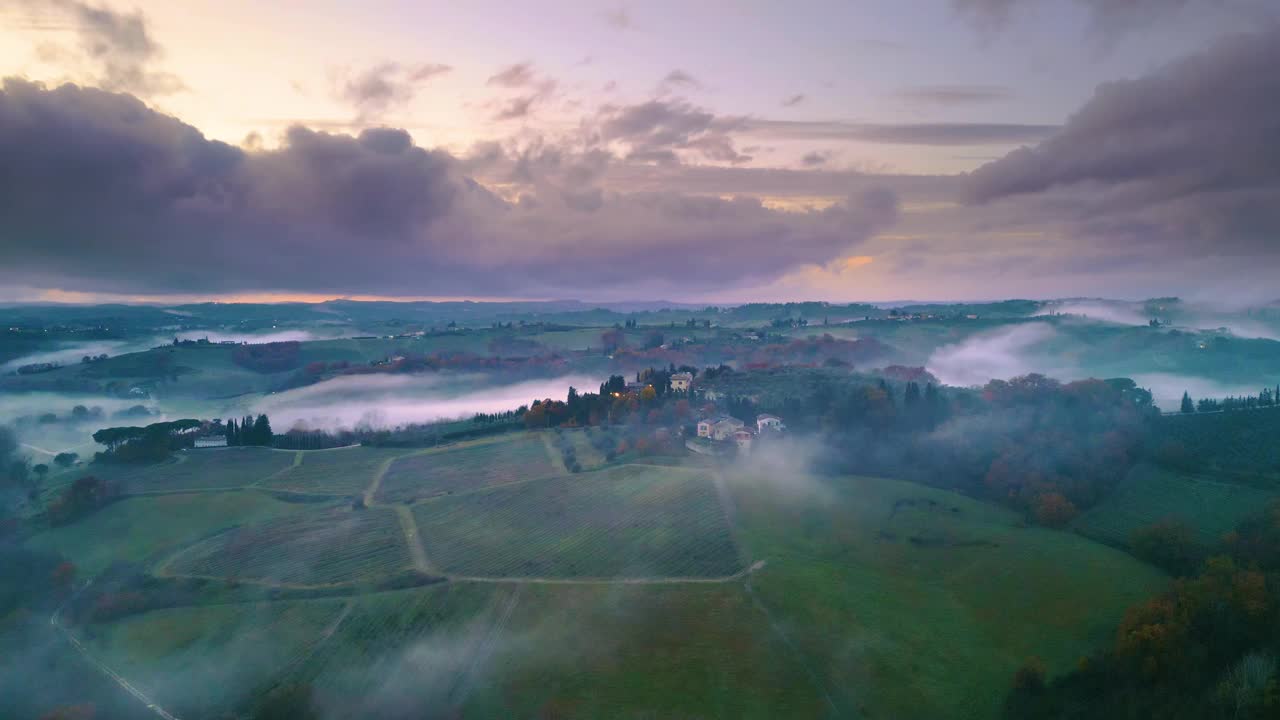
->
(52, 435), (779, 718)
(50, 583), (183, 720)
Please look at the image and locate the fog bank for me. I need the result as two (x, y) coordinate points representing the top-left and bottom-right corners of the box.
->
(251, 373), (600, 431)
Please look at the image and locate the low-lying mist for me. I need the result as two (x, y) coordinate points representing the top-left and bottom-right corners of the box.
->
(926, 323), (1069, 387)
(251, 373), (602, 431)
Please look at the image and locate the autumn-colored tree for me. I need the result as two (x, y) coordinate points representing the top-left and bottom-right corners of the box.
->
(1034, 492), (1078, 528)
(39, 704), (95, 720)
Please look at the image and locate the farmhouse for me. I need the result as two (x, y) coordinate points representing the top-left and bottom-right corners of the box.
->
(697, 415), (751, 441)
(733, 428), (755, 449)
(757, 414), (785, 433)
(670, 372), (693, 392)
(194, 434), (228, 448)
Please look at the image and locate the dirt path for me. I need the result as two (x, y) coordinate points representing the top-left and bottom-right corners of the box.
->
(539, 431), (569, 474)
(744, 576), (844, 718)
(363, 455), (398, 506)
(394, 505), (435, 573)
(447, 586), (523, 707)
(449, 560), (766, 586)
(51, 583), (182, 720)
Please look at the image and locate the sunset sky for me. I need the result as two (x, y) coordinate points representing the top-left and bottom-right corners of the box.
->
(1, 0), (1277, 304)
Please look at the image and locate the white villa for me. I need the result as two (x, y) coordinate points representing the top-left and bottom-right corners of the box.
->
(670, 372), (693, 392)
(756, 414), (786, 433)
(697, 416), (745, 441)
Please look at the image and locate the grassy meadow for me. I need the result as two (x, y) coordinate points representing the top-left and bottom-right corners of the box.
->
(411, 464), (741, 579)
(725, 470), (1169, 719)
(20, 431), (1177, 719)
(1073, 463), (1280, 546)
(376, 434), (560, 503)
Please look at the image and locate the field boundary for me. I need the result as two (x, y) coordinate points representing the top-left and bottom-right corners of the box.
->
(394, 505), (436, 574)
(50, 581), (183, 720)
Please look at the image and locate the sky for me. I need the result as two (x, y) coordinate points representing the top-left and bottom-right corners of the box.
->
(0, 0), (1277, 304)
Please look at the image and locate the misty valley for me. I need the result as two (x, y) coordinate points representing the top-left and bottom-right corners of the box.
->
(3, 298), (1280, 719)
(4, 5), (1280, 716)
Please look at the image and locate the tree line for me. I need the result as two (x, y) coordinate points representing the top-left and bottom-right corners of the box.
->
(1181, 386), (1280, 413)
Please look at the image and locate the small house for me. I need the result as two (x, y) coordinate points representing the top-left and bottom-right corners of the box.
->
(194, 434), (228, 448)
(756, 414), (785, 433)
(670, 372), (693, 392)
(710, 416), (745, 441)
(733, 428), (755, 449)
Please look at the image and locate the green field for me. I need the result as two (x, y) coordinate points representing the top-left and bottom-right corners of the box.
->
(166, 506), (412, 586)
(726, 470), (1169, 719)
(24, 446), (1173, 719)
(262, 446), (407, 495)
(376, 434), (560, 503)
(300, 582), (827, 718)
(87, 447), (298, 492)
(1072, 463), (1280, 546)
(412, 464), (741, 578)
(81, 598), (347, 718)
(26, 491), (321, 575)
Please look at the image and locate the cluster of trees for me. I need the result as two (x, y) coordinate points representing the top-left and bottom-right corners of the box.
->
(224, 415), (274, 446)
(523, 370), (695, 430)
(721, 373), (1155, 528)
(1006, 502), (1280, 719)
(231, 341), (302, 373)
(92, 419), (203, 463)
(46, 475), (121, 526)
(1151, 406), (1280, 480)
(1182, 386), (1280, 413)
(0, 426), (35, 524)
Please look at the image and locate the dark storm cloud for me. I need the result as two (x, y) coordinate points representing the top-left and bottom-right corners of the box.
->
(334, 62), (452, 121)
(0, 79), (898, 298)
(43, 0), (182, 96)
(956, 25), (1280, 296)
(742, 119), (1058, 146)
(963, 25), (1280, 260)
(896, 84), (1013, 105)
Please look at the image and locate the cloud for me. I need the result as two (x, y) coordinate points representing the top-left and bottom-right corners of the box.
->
(333, 62), (451, 121)
(963, 26), (1280, 265)
(596, 98), (752, 164)
(952, 0), (1273, 42)
(484, 63), (556, 121)
(801, 150), (834, 167)
(657, 69), (703, 94)
(781, 94), (806, 107)
(0, 78), (898, 299)
(494, 95), (537, 121)
(487, 62), (536, 88)
(741, 119), (1059, 146)
(42, 0), (182, 96)
(896, 84), (1012, 105)
(603, 7), (632, 29)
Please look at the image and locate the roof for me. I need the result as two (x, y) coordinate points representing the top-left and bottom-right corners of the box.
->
(671, 372), (693, 380)
(757, 413), (781, 421)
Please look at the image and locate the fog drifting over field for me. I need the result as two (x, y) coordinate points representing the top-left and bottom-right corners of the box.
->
(1133, 373), (1275, 411)
(173, 329), (330, 344)
(925, 323), (1069, 388)
(252, 373), (601, 431)
(0, 339), (159, 374)
(1033, 301), (1149, 327)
